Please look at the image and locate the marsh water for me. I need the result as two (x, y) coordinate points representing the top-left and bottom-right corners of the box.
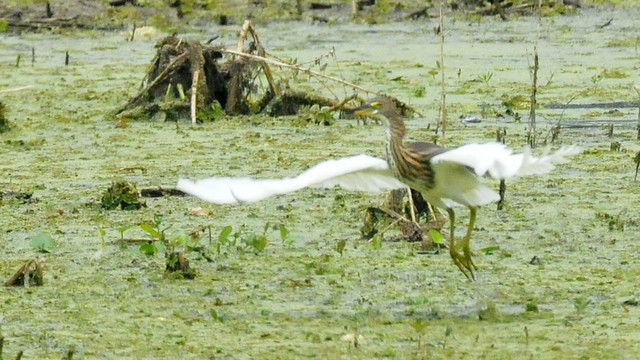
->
(1, 7), (640, 359)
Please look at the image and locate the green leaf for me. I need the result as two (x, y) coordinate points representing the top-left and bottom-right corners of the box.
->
(250, 234), (268, 252)
(218, 225), (232, 244)
(153, 213), (164, 227)
(480, 246), (500, 255)
(116, 225), (132, 234)
(169, 230), (189, 246)
(411, 319), (428, 333)
(153, 240), (166, 254)
(97, 227), (106, 237)
(140, 223), (159, 238)
(139, 243), (156, 255)
(30, 232), (56, 253)
(428, 229), (446, 245)
(279, 224), (289, 241)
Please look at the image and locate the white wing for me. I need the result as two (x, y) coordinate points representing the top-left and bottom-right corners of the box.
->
(431, 142), (581, 179)
(176, 154), (407, 204)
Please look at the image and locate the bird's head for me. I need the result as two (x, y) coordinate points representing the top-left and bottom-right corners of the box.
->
(349, 96), (399, 123)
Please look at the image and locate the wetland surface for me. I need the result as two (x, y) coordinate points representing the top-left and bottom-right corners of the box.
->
(1, 7), (640, 359)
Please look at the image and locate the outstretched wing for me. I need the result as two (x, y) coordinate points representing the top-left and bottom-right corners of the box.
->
(177, 154), (407, 204)
(431, 142), (581, 179)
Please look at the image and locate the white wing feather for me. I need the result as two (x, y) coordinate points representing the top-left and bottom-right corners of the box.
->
(431, 142), (581, 179)
(176, 154), (407, 204)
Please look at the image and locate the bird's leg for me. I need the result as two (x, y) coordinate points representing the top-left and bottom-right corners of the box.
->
(447, 208), (474, 281)
(456, 206), (478, 272)
(406, 187), (417, 223)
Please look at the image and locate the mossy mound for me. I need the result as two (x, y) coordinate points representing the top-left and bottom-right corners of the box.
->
(0, 101), (10, 133)
(101, 180), (145, 210)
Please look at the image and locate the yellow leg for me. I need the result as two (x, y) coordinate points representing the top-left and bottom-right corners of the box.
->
(456, 206), (478, 272)
(407, 187), (417, 223)
(447, 208), (474, 281)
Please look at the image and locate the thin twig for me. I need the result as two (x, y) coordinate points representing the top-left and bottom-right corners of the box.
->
(221, 49), (382, 97)
(321, 94), (358, 113)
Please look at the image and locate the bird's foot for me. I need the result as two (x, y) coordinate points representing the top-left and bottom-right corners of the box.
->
(454, 236), (478, 272)
(449, 247), (475, 281)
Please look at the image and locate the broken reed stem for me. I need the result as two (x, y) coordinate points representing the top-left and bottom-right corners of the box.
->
(439, 4), (447, 146)
(236, 20), (251, 53)
(191, 69), (199, 124)
(233, 20), (279, 95)
(130, 22), (136, 42)
(497, 179), (506, 210)
(528, 0), (541, 148)
(221, 49), (384, 97)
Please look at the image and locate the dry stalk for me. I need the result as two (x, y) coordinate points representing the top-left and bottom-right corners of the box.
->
(191, 69), (200, 124)
(528, 0), (541, 147)
(439, 4), (447, 146)
(0, 85), (34, 94)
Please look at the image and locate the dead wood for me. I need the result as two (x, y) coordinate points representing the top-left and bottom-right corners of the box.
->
(5, 258), (44, 287)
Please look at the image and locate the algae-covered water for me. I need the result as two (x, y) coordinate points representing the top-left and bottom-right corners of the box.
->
(1, 7), (640, 359)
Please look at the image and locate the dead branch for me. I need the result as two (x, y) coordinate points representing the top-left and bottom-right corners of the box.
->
(0, 85), (34, 94)
(5, 258), (44, 287)
(116, 53), (188, 114)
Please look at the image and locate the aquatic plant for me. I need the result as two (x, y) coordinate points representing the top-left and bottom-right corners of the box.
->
(30, 232), (55, 253)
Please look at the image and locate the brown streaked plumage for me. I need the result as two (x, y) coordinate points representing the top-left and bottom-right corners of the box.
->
(353, 96), (479, 280)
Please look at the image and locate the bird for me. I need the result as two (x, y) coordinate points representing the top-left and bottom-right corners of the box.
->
(177, 96), (580, 280)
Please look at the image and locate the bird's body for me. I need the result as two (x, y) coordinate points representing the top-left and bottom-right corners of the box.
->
(177, 96), (580, 279)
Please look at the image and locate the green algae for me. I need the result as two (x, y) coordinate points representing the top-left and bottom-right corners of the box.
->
(1, 8), (640, 360)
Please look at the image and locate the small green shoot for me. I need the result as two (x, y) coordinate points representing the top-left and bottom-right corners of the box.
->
(97, 226), (106, 245)
(336, 239), (346, 255)
(244, 224), (269, 253)
(210, 309), (225, 322)
(30, 232), (55, 253)
(411, 319), (428, 349)
(116, 225), (132, 248)
(371, 233), (383, 249)
(573, 297), (591, 316)
(476, 71), (493, 86)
